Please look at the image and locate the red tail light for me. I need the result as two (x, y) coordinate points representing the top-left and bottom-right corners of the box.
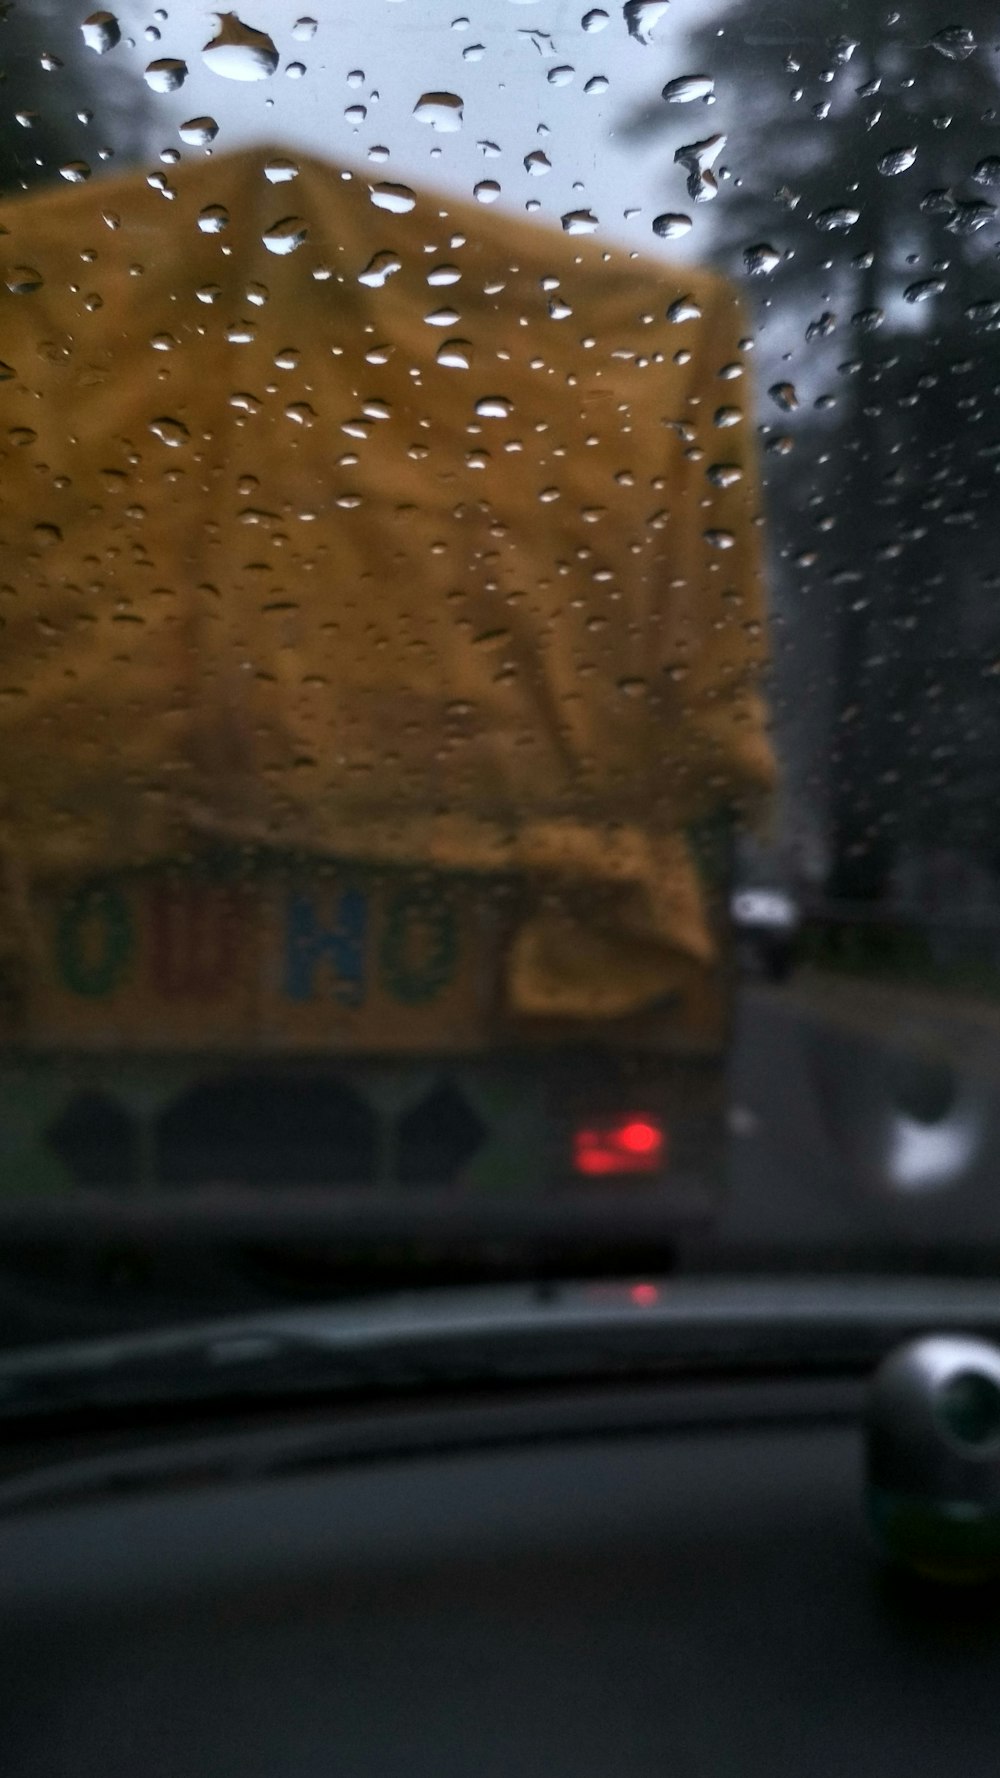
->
(572, 1114), (667, 1177)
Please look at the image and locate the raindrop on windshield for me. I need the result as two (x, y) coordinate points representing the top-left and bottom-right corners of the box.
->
(359, 251), (402, 287)
(585, 76), (609, 94)
(562, 208), (599, 233)
(428, 264), (461, 286)
(5, 266), (43, 294)
(623, 1), (669, 45)
(413, 92), (464, 131)
(743, 243), (780, 275)
(425, 307), (462, 326)
(706, 463), (742, 488)
(179, 116), (219, 145)
(198, 204), (229, 234)
(81, 11), (120, 54)
(548, 65), (575, 85)
(974, 157), (1000, 185)
(59, 161), (92, 183)
(293, 16), (317, 38)
(946, 199), (995, 233)
(816, 205), (860, 231)
(905, 277), (946, 302)
(144, 58), (188, 93)
(475, 396), (513, 418)
(201, 13), (279, 80)
(437, 340), (472, 368)
(150, 416), (190, 447)
(930, 25), (975, 59)
(674, 133), (726, 202)
(662, 76), (715, 103)
(768, 381), (798, 411)
(653, 213), (693, 239)
(525, 151), (551, 175)
(667, 295), (702, 322)
(371, 182), (417, 214)
(474, 181), (502, 204)
(879, 146), (917, 175)
(582, 8), (609, 29)
(262, 216), (308, 254)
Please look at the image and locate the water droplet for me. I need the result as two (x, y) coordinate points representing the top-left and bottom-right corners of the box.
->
(285, 402), (315, 425)
(623, 1), (669, 45)
(225, 321), (256, 344)
(428, 263), (461, 286)
(704, 528), (735, 549)
(946, 199), (995, 233)
(879, 145), (916, 176)
(525, 150), (551, 175)
(768, 381), (798, 412)
(81, 11), (120, 54)
(662, 75), (714, 103)
(262, 216), (308, 254)
(371, 182), (417, 214)
(674, 131), (726, 202)
(617, 675), (648, 699)
(285, 61), (306, 78)
(816, 205), (859, 231)
(198, 204), (229, 234)
(9, 425), (36, 444)
(201, 13), (279, 80)
(475, 180), (502, 204)
(347, 68), (365, 88)
(904, 277), (946, 303)
(292, 15), (317, 39)
(583, 8), (609, 28)
(359, 251), (402, 288)
(475, 396), (513, 417)
(425, 306), (462, 326)
(437, 339), (472, 368)
(150, 416), (189, 447)
(851, 306), (884, 332)
(930, 25), (975, 60)
(743, 242), (779, 275)
(548, 64), (575, 84)
(667, 295), (702, 322)
(713, 405), (743, 428)
(5, 265), (43, 294)
(179, 116), (219, 146)
(653, 213), (692, 239)
(0, 362), (16, 381)
(549, 297), (572, 319)
(585, 75), (609, 94)
(150, 330), (178, 350)
(413, 91), (464, 130)
(805, 311), (836, 341)
(538, 486), (560, 503)
(562, 208), (599, 233)
(974, 157), (1000, 186)
(59, 161), (91, 183)
(345, 105), (367, 126)
(33, 522), (62, 547)
(274, 347), (299, 370)
(230, 392), (262, 414)
(463, 43), (485, 61)
(706, 463), (742, 488)
(264, 156), (299, 182)
(145, 57), (188, 93)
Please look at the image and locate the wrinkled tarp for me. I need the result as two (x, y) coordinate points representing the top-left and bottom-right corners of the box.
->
(0, 147), (774, 1022)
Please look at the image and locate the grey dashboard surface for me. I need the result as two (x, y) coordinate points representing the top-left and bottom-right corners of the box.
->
(3, 1415), (998, 1777)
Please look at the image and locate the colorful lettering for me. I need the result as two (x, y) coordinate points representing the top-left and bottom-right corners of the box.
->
(284, 889), (367, 1006)
(148, 885), (244, 999)
(380, 885), (458, 1005)
(56, 881), (132, 998)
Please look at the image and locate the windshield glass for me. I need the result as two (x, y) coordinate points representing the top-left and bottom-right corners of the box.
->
(0, 0), (997, 1349)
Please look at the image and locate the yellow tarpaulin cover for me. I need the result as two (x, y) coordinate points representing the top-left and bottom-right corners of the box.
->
(0, 147), (774, 1024)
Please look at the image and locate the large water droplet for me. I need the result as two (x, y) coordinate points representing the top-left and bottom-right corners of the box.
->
(5, 265), (43, 294)
(662, 75), (714, 103)
(742, 243), (779, 281)
(525, 150), (551, 175)
(974, 157), (1000, 186)
(413, 91), (464, 130)
(81, 11), (120, 54)
(583, 7), (609, 28)
(548, 64), (575, 84)
(675, 132), (726, 203)
(180, 116), (219, 145)
(264, 156), (299, 182)
(425, 307), (462, 326)
(59, 161), (92, 183)
(359, 250), (402, 287)
(474, 180), (502, 204)
(201, 13), (279, 80)
(816, 205), (859, 231)
(623, 1), (669, 44)
(667, 295), (702, 322)
(878, 145), (916, 175)
(371, 182), (417, 213)
(145, 58), (188, 92)
(150, 416), (190, 447)
(292, 15), (317, 38)
(930, 25), (975, 59)
(706, 463), (742, 488)
(768, 380), (798, 411)
(198, 204), (230, 234)
(904, 277), (946, 303)
(946, 198), (995, 233)
(562, 208), (599, 233)
(653, 213), (692, 239)
(475, 396), (513, 417)
(427, 263), (461, 286)
(585, 75), (610, 94)
(437, 339), (472, 368)
(262, 216), (308, 254)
